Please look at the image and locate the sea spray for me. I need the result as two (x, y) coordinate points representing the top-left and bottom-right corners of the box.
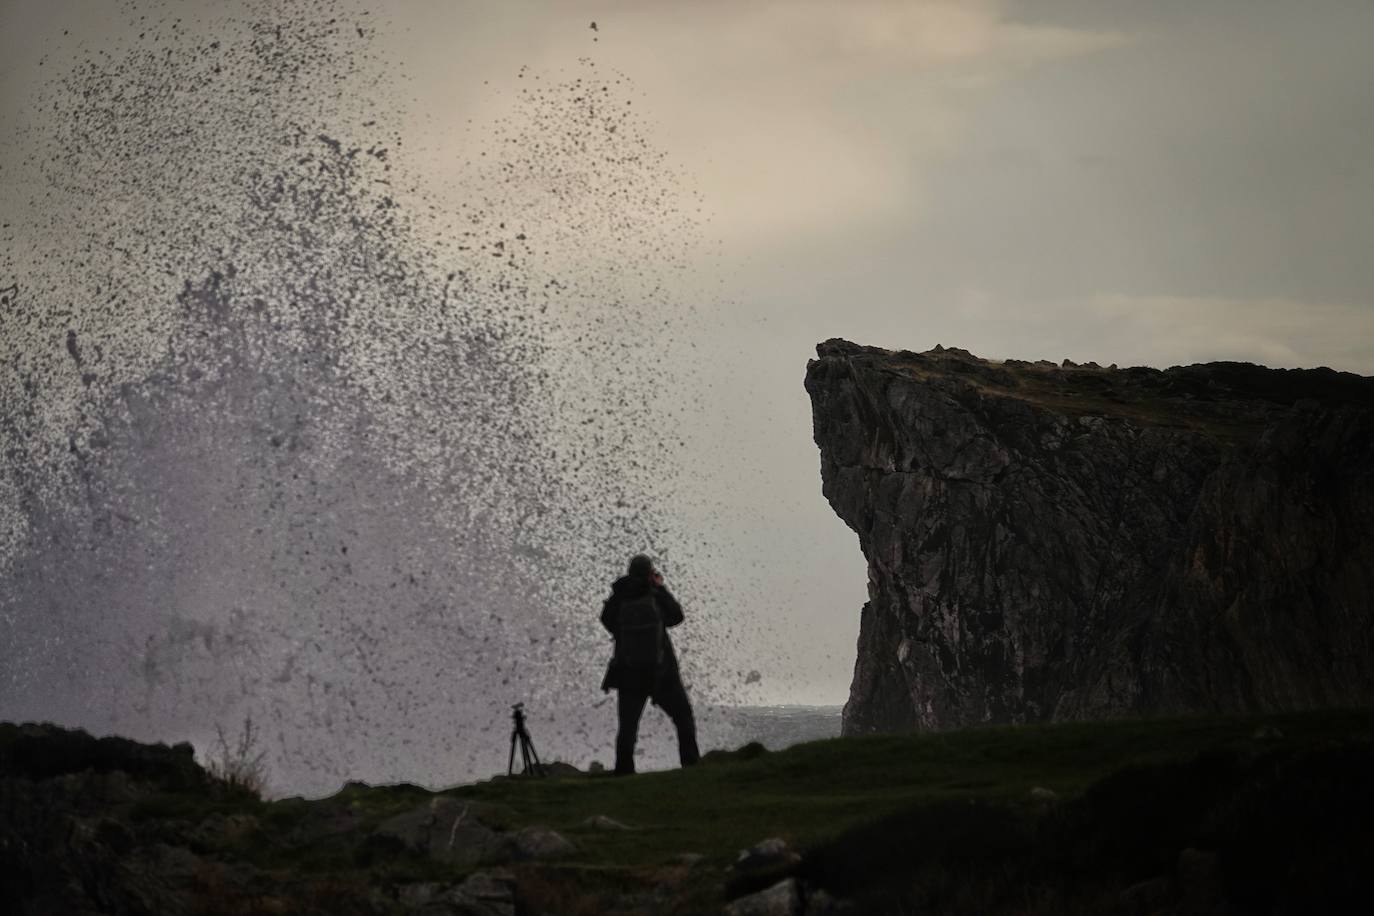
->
(0, 0), (752, 793)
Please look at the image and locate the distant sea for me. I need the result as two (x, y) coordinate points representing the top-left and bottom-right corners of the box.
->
(709, 704), (845, 751)
(538, 703), (844, 775)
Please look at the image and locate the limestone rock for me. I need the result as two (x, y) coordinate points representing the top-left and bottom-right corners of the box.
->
(806, 888), (858, 915)
(438, 869), (517, 916)
(510, 825), (576, 860)
(1118, 875), (1173, 912)
(725, 877), (802, 916)
(405, 870), (516, 916)
(397, 881), (444, 908)
(375, 797), (510, 866)
(733, 837), (801, 875)
(805, 339), (1374, 732)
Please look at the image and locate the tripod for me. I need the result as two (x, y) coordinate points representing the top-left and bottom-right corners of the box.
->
(507, 703), (545, 777)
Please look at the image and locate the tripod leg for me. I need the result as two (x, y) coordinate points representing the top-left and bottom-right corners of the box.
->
(526, 735), (544, 776)
(508, 730), (518, 776)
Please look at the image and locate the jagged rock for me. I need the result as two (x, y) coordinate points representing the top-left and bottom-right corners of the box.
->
(1029, 786), (1059, 802)
(805, 339), (1374, 733)
(733, 837), (801, 874)
(581, 814), (632, 830)
(434, 869), (517, 916)
(728, 837), (803, 898)
(189, 812), (260, 848)
(1119, 875), (1173, 912)
(375, 797), (511, 866)
(510, 825), (575, 860)
(725, 877), (802, 916)
(0, 722), (205, 789)
(279, 800), (363, 847)
(398, 881), (444, 908)
(403, 870), (516, 916)
(806, 888), (858, 915)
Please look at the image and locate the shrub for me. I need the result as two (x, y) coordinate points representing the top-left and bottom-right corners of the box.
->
(205, 716), (268, 799)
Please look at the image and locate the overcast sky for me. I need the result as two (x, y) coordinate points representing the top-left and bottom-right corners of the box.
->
(4, 1), (1373, 707)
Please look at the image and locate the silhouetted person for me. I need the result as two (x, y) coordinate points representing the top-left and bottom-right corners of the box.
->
(600, 554), (699, 774)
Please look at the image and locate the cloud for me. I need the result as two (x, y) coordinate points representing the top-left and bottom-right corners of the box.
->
(837, 283), (1374, 377)
(607, 1), (1126, 243)
(949, 291), (1374, 374)
(431, 1), (1128, 248)
(1084, 294), (1374, 373)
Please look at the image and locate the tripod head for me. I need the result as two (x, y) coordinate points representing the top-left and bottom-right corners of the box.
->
(511, 702), (526, 728)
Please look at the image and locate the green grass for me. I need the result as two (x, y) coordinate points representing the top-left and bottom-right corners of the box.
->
(882, 348), (1374, 449)
(109, 707), (1374, 913)
(439, 707), (1374, 869)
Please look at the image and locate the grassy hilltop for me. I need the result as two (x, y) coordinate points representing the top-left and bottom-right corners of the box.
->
(4, 709), (1373, 914)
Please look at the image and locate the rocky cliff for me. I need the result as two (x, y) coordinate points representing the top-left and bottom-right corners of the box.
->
(805, 339), (1374, 735)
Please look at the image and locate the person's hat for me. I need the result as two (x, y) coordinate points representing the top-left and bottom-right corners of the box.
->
(627, 554), (655, 577)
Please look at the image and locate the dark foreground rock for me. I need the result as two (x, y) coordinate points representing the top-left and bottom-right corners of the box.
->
(799, 740), (1374, 915)
(805, 339), (1374, 733)
(0, 724), (590, 915)
(4, 718), (1371, 914)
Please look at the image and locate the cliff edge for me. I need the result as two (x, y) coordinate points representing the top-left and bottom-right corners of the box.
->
(805, 339), (1374, 735)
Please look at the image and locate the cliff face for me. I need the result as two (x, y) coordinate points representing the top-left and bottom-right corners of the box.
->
(805, 339), (1374, 735)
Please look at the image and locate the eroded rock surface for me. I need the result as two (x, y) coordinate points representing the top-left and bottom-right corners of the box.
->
(805, 339), (1374, 733)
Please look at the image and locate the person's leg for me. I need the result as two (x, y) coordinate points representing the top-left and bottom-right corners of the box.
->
(615, 686), (650, 774)
(652, 673), (700, 766)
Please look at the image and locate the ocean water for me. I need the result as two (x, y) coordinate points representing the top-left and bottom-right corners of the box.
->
(713, 704), (846, 751)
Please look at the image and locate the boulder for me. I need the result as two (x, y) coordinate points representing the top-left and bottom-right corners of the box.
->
(510, 825), (576, 860)
(725, 878), (802, 916)
(437, 869), (516, 916)
(1118, 875), (1173, 912)
(733, 837), (801, 875)
(375, 797), (511, 866)
(406, 870), (516, 916)
(806, 888), (858, 915)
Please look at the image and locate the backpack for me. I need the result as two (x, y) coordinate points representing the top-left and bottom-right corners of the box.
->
(616, 591), (664, 670)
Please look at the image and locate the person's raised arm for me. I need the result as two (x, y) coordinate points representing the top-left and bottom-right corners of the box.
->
(655, 585), (684, 628)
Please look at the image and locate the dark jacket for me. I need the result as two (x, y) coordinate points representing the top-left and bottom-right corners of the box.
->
(600, 575), (683, 691)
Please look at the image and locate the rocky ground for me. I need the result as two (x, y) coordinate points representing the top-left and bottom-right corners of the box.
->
(4, 710), (1373, 914)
